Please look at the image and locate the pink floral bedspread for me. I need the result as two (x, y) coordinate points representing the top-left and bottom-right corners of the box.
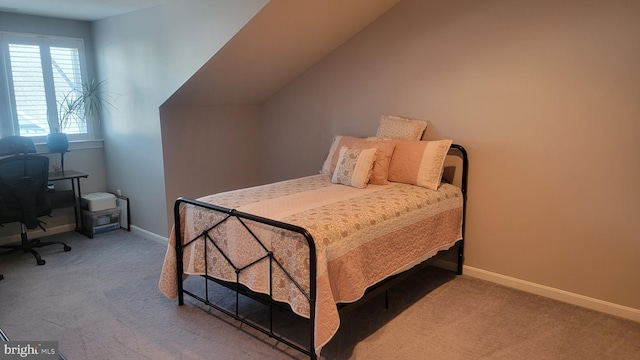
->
(159, 174), (463, 355)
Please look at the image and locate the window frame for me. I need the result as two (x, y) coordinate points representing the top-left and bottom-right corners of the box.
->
(0, 31), (95, 143)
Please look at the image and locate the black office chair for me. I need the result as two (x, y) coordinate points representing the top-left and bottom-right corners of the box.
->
(0, 136), (71, 266)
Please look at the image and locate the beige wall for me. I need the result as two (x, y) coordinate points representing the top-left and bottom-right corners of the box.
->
(160, 105), (263, 229)
(260, 0), (640, 309)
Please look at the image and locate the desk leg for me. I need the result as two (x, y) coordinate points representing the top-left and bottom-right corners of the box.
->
(71, 179), (78, 230)
(72, 177), (92, 239)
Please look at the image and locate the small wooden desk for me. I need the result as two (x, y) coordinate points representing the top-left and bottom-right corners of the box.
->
(48, 170), (89, 237)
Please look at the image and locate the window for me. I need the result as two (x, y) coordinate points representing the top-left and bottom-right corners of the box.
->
(1, 32), (92, 141)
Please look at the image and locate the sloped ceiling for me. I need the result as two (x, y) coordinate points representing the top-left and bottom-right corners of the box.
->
(165, 0), (401, 107)
(0, 0), (174, 21)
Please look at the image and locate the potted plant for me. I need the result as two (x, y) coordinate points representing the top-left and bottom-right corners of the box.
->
(48, 78), (113, 152)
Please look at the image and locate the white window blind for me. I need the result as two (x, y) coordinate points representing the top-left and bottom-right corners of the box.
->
(51, 46), (86, 134)
(1, 33), (90, 139)
(8, 44), (49, 135)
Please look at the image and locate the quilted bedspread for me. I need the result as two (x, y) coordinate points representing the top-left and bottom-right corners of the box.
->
(159, 174), (463, 355)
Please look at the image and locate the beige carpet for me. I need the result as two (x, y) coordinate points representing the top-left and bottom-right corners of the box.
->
(0, 230), (639, 359)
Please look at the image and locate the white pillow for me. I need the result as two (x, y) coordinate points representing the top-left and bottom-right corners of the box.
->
(376, 115), (428, 140)
(331, 147), (377, 188)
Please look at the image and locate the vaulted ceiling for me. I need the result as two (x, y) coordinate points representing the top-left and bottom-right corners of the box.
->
(1, 0), (402, 107)
(0, 0), (173, 21)
(164, 0), (402, 107)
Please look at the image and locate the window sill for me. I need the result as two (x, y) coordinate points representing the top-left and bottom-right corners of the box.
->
(34, 139), (104, 153)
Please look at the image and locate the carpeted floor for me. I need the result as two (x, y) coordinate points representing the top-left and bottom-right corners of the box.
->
(1, 230), (639, 359)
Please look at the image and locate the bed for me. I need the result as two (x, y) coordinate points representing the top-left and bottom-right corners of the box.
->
(159, 119), (468, 359)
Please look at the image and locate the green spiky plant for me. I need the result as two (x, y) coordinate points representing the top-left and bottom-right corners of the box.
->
(52, 78), (114, 133)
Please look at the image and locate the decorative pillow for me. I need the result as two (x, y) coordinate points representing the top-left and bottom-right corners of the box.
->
(321, 135), (396, 185)
(375, 115), (428, 140)
(331, 147), (377, 188)
(387, 139), (453, 190)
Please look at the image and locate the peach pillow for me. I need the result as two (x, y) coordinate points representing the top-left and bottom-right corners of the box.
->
(387, 139), (453, 190)
(321, 135), (396, 185)
(331, 147), (377, 188)
(376, 115), (428, 140)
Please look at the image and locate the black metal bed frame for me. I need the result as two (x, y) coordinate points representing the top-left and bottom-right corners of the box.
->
(174, 144), (468, 359)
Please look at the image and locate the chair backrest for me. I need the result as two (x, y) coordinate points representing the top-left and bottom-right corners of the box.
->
(0, 136), (37, 157)
(0, 155), (51, 229)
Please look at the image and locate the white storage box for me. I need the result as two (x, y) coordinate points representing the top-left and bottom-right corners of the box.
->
(81, 192), (117, 212)
(83, 208), (121, 235)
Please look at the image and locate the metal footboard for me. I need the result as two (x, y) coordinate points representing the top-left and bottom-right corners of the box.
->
(174, 197), (318, 358)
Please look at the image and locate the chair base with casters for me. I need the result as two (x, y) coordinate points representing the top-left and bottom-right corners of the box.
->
(0, 224), (71, 266)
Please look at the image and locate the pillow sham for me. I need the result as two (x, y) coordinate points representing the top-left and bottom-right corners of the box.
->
(387, 139), (453, 190)
(331, 147), (377, 189)
(375, 115), (428, 141)
(321, 135), (396, 185)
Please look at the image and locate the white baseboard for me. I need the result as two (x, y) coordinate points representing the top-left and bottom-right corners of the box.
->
(1, 223), (168, 246)
(130, 225), (168, 245)
(0, 224), (76, 245)
(463, 265), (640, 323)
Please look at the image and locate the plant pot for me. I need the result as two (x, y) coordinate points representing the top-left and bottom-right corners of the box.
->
(47, 133), (69, 152)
